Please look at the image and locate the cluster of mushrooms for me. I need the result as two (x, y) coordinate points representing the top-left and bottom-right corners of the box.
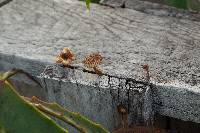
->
(56, 48), (103, 75)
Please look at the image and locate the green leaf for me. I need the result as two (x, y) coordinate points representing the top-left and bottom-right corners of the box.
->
(85, 0), (90, 9)
(25, 96), (110, 133)
(0, 70), (110, 133)
(1, 69), (42, 88)
(0, 79), (68, 133)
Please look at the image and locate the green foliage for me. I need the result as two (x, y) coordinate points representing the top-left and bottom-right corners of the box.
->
(165, 0), (200, 10)
(26, 97), (109, 133)
(0, 123), (6, 133)
(82, 0), (200, 11)
(0, 69), (110, 133)
(165, 0), (188, 9)
(85, 0), (90, 9)
(82, 0), (99, 4)
(0, 78), (67, 133)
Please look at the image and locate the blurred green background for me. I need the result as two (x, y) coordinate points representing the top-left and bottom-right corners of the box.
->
(81, 0), (200, 11)
(165, 0), (200, 11)
(165, 0), (188, 9)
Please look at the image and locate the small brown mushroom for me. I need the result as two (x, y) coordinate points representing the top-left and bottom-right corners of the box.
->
(117, 104), (128, 115)
(142, 64), (149, 71)
(142, 64), (150, 83)
(82, 53), (103, 75)
(56, 48), (75, 66)
(117, 105), (128, 129)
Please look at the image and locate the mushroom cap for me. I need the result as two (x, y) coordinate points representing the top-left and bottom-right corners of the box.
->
(117, 105), (128, 115)
(82, 53), (103, 68)
(56, 48), (75, 66)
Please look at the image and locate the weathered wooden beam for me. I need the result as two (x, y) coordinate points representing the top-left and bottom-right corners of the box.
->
(0, 0), (200, 130)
